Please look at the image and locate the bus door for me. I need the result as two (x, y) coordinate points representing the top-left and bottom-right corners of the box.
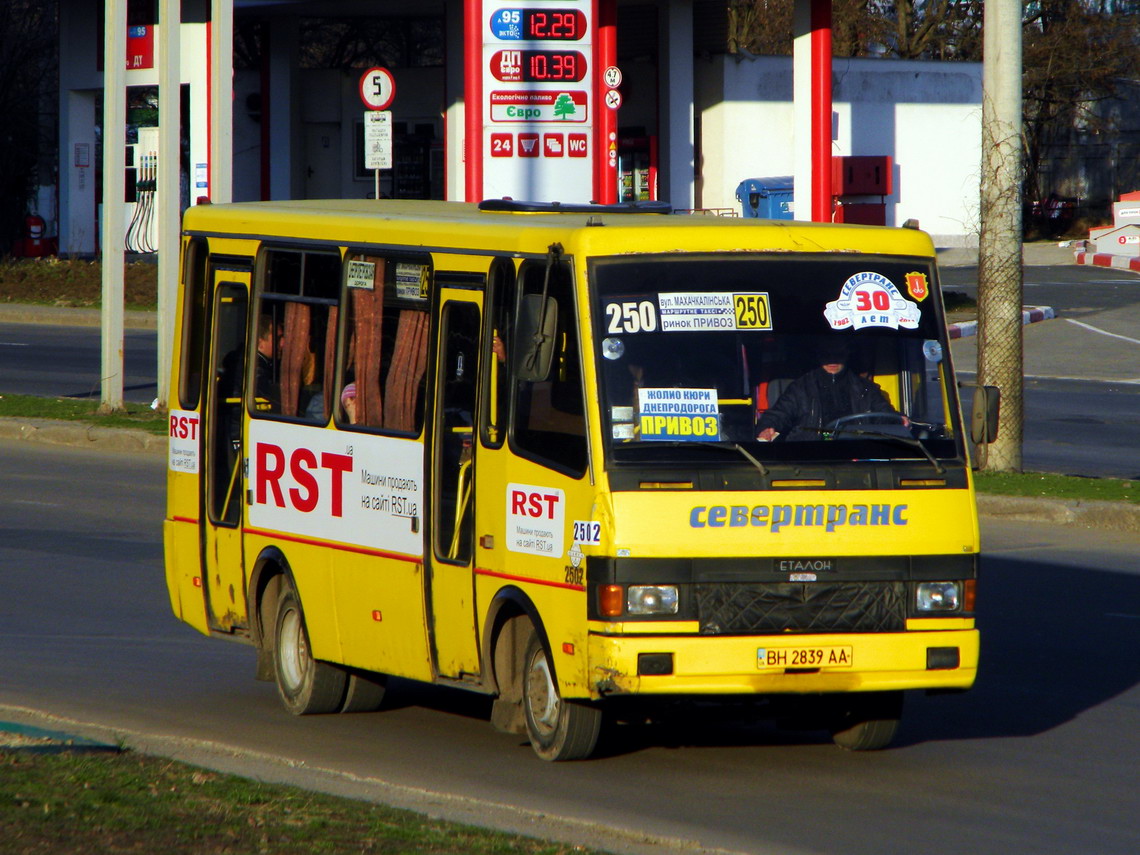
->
(428, 288), (484, 679)
(202, 265), (253, 632)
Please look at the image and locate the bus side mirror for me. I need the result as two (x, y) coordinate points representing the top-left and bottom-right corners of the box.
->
(515, 293), (558, 382)
(970, 384), (1001, 444)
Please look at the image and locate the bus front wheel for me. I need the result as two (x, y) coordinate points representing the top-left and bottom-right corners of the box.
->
(521, 629), (602, 761)
(273, 580), (347, 715)
(828, 691), (903, 751)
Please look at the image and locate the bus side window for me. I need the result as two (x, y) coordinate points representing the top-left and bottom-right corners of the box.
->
(339, 253), (430, 434)
(178, 237), (209, 409)
(481, 258), (515, 448)
(511, 257), (587, 476)
(253, 248), (340, 422)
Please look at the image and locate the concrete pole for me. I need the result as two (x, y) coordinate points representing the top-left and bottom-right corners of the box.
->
(156, 0), (181, 409)
(100, 0), (127, 413)
(976, 0), (1024, 471)
(210, 0), (233, 203)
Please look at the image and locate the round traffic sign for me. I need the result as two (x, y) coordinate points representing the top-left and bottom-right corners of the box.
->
(603, 66), (622, 89)
(604, 89), (623, 110)
(359, 67), (396, 111)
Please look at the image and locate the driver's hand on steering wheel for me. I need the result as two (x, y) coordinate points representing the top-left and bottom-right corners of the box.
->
(757, 427), (779, 441)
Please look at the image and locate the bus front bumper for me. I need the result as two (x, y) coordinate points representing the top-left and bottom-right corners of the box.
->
(587, 627), (978, 696)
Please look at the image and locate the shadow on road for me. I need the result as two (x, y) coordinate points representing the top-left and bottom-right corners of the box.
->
(902, 551), (1140, 745)
(327, 548), (1140, 757)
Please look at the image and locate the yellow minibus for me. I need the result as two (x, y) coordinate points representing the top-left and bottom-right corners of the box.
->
(164, 199), (993, 760)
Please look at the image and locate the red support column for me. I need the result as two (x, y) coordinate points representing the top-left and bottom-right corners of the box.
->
(810, 0), (833, 222)
(464, 0), (483, 202)
(595, 0), (617, 204)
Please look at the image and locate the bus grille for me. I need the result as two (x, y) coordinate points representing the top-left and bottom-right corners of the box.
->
(694, 582), (907, 635)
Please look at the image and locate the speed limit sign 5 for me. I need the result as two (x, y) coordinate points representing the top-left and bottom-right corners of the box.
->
(359, 67), (396, 111)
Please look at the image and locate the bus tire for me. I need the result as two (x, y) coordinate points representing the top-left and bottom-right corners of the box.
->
(522, 629), (601, 761)
(829, 691), (903, 751)
(340, 670), (387, 713)
(273, 581), (347, 715)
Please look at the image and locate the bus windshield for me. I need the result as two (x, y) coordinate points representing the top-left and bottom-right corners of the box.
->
(589, 253), (963, 465)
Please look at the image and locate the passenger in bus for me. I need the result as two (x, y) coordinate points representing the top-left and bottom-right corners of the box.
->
(300, 350), (326, 420)
(756, 340), (900, 441)
(340, 382), (357, 424)
(254, 315), (282, 413)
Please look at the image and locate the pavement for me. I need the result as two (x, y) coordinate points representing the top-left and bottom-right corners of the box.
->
(2, 239), (1137, 533)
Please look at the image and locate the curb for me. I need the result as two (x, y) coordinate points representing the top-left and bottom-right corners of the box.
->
(976, 493), (1140, 533)
(0, 719), (120, 753)
(0, 304), (156, 330)
(0, 417), (166, 456)
(948, 305), (1055, 340)
(1076, 250), (1140, 274)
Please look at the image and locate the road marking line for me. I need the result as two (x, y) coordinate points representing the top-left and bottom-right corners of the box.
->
(955, 369), (1140, 385)
(1064, 318), (1140, 346)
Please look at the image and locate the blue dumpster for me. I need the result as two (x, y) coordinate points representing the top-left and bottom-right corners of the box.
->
(736, 176), (794, 219)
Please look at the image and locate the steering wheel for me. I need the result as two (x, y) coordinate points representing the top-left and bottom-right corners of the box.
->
(825, 412), (909, 432)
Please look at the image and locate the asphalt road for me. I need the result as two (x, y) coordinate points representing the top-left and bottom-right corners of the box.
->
(0, 439), (1138, 855)
(0, 321), (158, 404)
(944, 260), (1140, 478)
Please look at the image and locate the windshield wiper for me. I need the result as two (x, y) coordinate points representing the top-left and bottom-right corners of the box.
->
(829, 428), (945, 474)
(647, 440), (770, 476)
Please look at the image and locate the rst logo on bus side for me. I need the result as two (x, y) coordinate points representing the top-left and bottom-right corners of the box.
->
(507, 484), (565, 557)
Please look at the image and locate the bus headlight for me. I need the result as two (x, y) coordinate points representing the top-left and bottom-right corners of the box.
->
(627, 585), (679, 616)
(916, 581), (961, 613)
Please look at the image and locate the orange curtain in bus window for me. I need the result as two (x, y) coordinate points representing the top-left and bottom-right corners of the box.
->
(281, 302), (311, 417)
(383, 309), (429, 432)
(323, 305), (338, 418)
(353, 257), (385, 426)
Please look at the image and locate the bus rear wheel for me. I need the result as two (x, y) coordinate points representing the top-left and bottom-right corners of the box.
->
(273, 580), (347, 715)
(828, 691), (903, 751)
(522, 629), (601, 761)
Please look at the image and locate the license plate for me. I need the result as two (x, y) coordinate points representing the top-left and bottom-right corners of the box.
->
(757, 646), (853, 669)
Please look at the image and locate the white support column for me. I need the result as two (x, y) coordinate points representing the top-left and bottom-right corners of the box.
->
(210, 0), (233, 203)
(792, 0), (813, 222)
(660, 0), (694, 209)
(101, 0), (127, 412)
(156, 0), (181, 408)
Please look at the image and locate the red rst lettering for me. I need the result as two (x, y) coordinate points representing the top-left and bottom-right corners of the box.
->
(169, 414), (198, 440)
(542, 493), (559, 518)
(256, 442), (286, 507)
(320, 452), (353, 518)
(511, 490), (527, 514)
(289, 448), (319, 513)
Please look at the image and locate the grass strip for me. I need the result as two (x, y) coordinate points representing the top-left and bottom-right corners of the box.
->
(0, 394), (167, 435)
(0, 750), (601, 855)
(973, 470), (1138, 505)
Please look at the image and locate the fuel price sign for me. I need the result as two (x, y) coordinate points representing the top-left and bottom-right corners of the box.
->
(490, 8), (587, 41)
(480, 0), (594, 203)
(490, 49), (587, 82)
